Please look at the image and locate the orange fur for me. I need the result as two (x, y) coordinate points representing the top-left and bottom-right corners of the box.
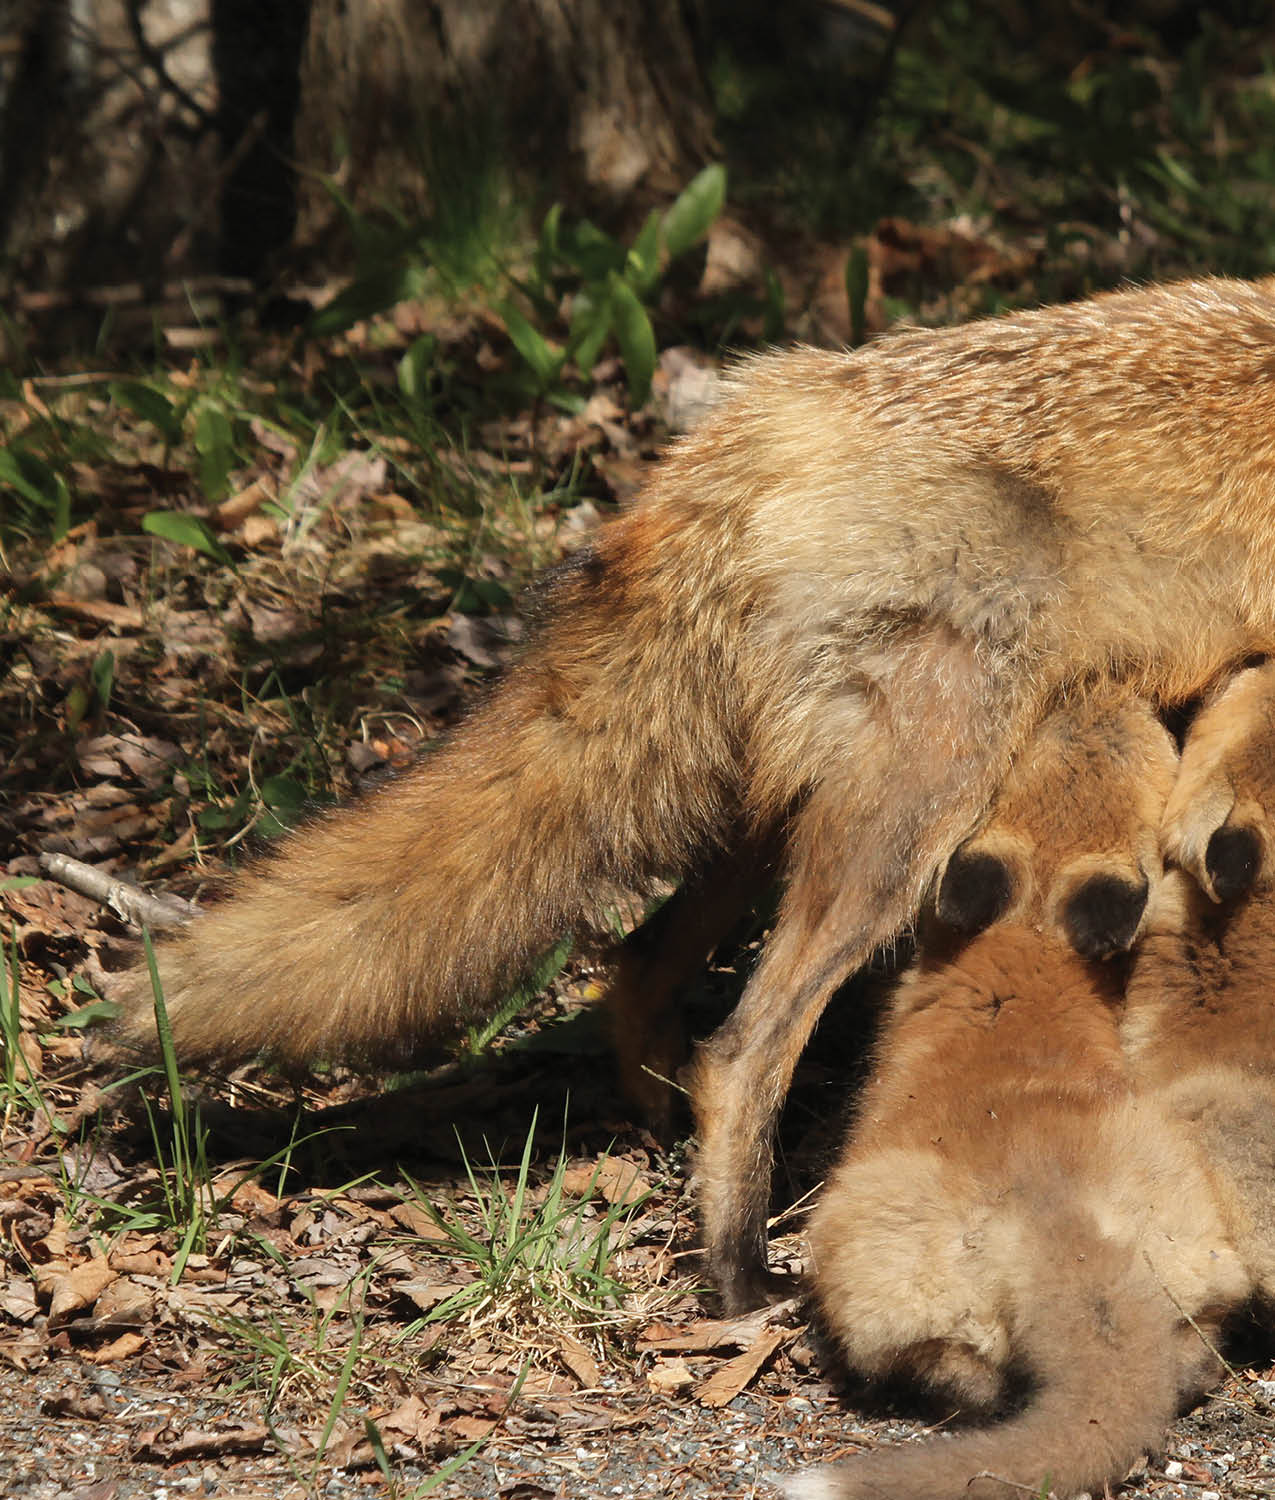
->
(115, 276), (1275, 1309)
(1128, 660), (1275, 1306)
(787, 695), (1252, 1500)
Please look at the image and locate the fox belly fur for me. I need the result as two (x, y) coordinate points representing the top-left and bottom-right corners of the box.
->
(116, 276), (1275, 1310)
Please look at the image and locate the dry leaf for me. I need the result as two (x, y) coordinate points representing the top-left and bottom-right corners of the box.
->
(215, 478), (272, 529)
(449, 1415), (496, 1442)
(695, 1324), (795, 1408)
(92, 1277), (153, 1327)
(46, 1255), (117, 1321)
(82, 1330), (147, 1364)
(46, 594), (144, 630)
(110, 1247), (171, 1278)
(137, 1422), (272, 1461)
(396, 1280), (470, 1314)
(560, 1157), (651, 1207)
(556, 1329), (601, 1388)
(646, 1356), (696, 1394)
(637, 1298), (800, 1354)
(377, 1393), (439, 1449)
(389, 1201), (451, 1241)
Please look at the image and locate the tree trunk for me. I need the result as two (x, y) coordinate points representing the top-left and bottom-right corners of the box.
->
(2, 0), (717, 313)
(293, 0), (718, 248)
(0, 0), (221, 293)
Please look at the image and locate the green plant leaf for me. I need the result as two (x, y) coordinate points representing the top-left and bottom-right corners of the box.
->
(435, 567), (513, 614)
(51, 474), (71, 540)
(260, 775), (307, 824)
(625, 208), (663, 296)
(567, 287), (613, 376)
(0, 448), (52, 507)
(194, 402), (235, 502)
(64, 682), (90, 732)
(556, 219), (625, 281)
(662, 164), (726, 261)
(197, 787), (252, 832)
(91, 649), (115, 714)
(142, 510), (232, 564)
(54, 998), (120, 1029)
(397, 334), (438, 400)
(532, 202), (564, 293)
(109, 381), (182, 445)
(607, 275), (657, 406)
(498, 300), (565, 388)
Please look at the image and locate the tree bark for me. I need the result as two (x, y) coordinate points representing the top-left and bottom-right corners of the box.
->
(293, 0), (719, 247)
(2, 0), (718, 306)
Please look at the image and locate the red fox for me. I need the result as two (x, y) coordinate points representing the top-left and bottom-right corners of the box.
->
(787, 691), (1257, 1500)
(115, 275), (1275, 1311)
(1126, 660), (1275, 1305)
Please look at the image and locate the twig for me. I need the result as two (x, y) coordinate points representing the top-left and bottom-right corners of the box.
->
(1144, 1250), (1275, 1429)
(38, 853), (195, 931)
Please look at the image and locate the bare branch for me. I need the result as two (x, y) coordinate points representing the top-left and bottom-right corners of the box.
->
(38, 853), (195, 932)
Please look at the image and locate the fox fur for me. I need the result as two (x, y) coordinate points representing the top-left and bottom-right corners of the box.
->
(114, 275), (1275, 1311)
(786, 692), (1254, 1500)
(1125, 659), (1275, 1309)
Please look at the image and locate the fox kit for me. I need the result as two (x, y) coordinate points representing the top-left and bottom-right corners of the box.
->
(115, 276), (1275, 1310)
(787, 693), (1253, 1500)
(1125, 659), (1275, 1307)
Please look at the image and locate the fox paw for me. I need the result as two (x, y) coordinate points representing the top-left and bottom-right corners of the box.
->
(1162, 663), (1275, 902)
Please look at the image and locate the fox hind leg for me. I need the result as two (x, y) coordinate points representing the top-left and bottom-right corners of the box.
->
(606, 817), (787, 1132)
(693, 636), (1038, 1310)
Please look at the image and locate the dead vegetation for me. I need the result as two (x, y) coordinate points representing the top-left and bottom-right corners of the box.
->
(9, 11), (1275, 1490)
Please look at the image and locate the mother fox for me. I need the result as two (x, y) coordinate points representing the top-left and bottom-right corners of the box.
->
(115, 276), (1275, 1311)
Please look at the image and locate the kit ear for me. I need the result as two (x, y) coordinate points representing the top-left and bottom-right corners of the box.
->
(1060, 872), (1148, 960)
(1204, 821), (1264, 903)
(935, 847), (1013, 937)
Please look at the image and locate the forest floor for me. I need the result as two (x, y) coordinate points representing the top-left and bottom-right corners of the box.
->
(10, 24), (1275, 1486)
(6, 283), (1275, 1498)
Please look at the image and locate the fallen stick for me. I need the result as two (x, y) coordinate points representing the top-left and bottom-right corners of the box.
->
(38, 853), (195, 932)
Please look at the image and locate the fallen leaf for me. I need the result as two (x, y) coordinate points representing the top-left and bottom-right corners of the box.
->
(449, 1416), (496, 1442)
(389, 1201), (451, 1240)
(646, 1356), (696, 1394)
(136, 1422), (272, 1461)
(46, 1255), (117, 1321)
(109, 1247), (171, 1278)
(695, 1324), (795, 1408)
(396, 1280), (471, 1314)
(214, 478), (272, 529)
(561, 1157), (651, 1207)
(46, 594), (144, 630)
(638, 1297), (800, 1353)
(556, 1329), (601, 1388)
(40, 1385), (110, 1420)
(82, 1330), (147, 1363)
(92, 1276), (154, 1327)
(377, 1392), (440, 1450)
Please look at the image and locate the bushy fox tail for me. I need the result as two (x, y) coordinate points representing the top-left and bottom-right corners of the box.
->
(786, 1256), (1194, 1500)
(112, 519), (746, 1069)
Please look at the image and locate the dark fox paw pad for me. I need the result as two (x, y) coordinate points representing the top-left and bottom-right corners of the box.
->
(937, 850), (1013, 936)
(1205, 824), (1262, 902)
(1062, 873), (1148, 959)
